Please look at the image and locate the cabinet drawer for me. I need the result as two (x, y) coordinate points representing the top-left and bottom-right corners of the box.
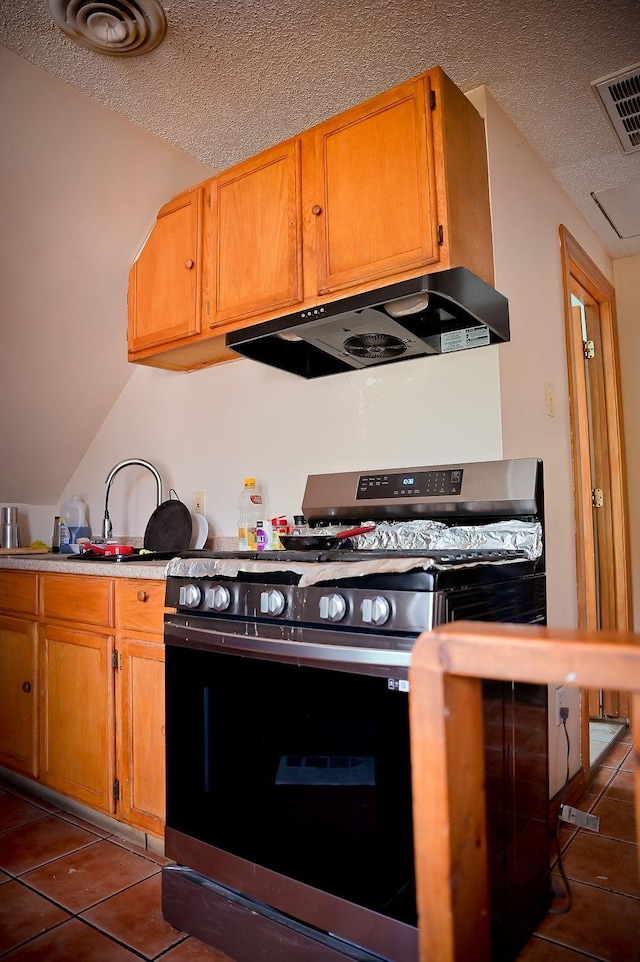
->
(117, 579), (166, 635)
(40, 575), (114, 628)
(0, 572), (38, 616)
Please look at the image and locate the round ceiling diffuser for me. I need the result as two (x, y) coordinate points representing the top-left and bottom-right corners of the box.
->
(343, 333), (409, 360)
(48, 0), (166, 56)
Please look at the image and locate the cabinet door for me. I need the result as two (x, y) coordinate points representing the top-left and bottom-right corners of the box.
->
(128, 186), (205, 353)
(313, 76), (439, 295)
(39, 623), (115, 813)
(117, 635), (165, 836)
(0, 615), (38, 776)
(208, 139), (303, 326)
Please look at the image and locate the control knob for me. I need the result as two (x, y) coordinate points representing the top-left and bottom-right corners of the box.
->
(179, 584), (201, 608)
(361, 595), (390, 626)
(319, 593), (347, 623)
(205, 584), (231, 611)
(260, 589), (286, 616)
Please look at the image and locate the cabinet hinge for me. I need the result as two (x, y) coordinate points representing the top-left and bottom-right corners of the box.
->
(113, 778), (120, 801)
(437, 224), (444, 245)
(592, 487), (604, 508)
(207, 193), (211, 207)
(111, 649), (119, 670)
(584, 339), (595, 359)
(206, 299), (210, 315)
(430, 90), (436, 111)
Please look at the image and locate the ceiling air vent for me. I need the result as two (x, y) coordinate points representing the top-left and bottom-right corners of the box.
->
(48, 0), (166, 56)
(592, 63), (640, 154)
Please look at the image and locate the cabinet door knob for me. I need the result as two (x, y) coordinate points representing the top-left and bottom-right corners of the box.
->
(22, 681), (31, 693)
(137, 590), (148, 602)
(184, 258), (195, 269)
(311, 204), (322, 216)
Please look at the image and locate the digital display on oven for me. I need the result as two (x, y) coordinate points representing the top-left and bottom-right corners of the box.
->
(356, 469), (463, 499)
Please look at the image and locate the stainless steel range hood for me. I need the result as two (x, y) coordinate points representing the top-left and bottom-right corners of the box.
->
(226, 267), (510, 379)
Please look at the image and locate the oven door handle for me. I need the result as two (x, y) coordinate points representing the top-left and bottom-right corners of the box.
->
(164, 618), (412, 670)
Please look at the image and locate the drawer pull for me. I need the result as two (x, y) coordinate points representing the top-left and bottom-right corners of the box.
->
(184, 258), (195, 270)
(137, 590), (148, 603)
(22, 681), (31, 693)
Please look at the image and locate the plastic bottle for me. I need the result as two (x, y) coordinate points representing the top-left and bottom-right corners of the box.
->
(60, 495), (90, 544)
(59, 518), (70, 552)
(238, 478), (265, 551)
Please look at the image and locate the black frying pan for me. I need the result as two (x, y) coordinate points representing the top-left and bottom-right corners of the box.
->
(143, 494), (192, 552)
(279, 525), (375, 551)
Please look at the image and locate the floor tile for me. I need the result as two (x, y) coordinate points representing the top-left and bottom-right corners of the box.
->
(161, 936), (235, 961)
(584, 765), (616, 798)
(517, 935), (597, 960)
(0, 869), (10, 884)
(603, 769), (635, 803)
(533, 878), (640, 961)
(598, 739), (632, 768)
(22, 838), (159, 913)
(0, 794), (49, 833)
(0, 814), (100, 875)
(0, 783), (60, 814)
(1, 917), (141, 961)
(560, 832), (640, 899)
(0, 879), (69, 954)
(81, 874), (183, 958)
(591, 795), (637, 843)
(56, 809), (113, 838)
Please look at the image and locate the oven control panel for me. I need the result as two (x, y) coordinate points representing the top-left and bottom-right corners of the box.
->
(357, 469), (463, 500)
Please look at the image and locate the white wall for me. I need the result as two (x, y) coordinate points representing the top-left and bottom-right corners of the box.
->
(614, 254), (640, 631)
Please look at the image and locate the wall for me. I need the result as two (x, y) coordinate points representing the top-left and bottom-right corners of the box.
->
(0, 45), (214, 505)
(614, 254), (640, 631)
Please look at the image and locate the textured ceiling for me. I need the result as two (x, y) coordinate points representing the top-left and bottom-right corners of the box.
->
(1, 0), (640, 259)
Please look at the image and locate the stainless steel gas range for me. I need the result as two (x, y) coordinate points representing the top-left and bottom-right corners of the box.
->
(162, 458), (550, 962)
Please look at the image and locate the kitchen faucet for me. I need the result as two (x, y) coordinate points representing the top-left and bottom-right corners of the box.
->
(102, 459), (162, 539)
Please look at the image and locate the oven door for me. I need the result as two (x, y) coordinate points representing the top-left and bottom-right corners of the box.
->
(164, 614), (418, 962)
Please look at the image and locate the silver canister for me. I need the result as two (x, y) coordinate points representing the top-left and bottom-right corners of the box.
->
(1, 509), (21, 548)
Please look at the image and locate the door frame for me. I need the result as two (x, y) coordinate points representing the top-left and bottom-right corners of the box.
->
(559, 226), (633, 767)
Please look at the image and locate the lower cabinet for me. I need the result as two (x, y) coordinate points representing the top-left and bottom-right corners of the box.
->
(0, 572), (39, 777)
(0, 569), (167, 837)
(0, 614), (38, 777)
(39, 622), (115, 813)
(115, 579), (166, 836)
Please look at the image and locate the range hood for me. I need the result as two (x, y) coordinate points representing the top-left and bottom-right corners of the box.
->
(226, 267), (510, 379)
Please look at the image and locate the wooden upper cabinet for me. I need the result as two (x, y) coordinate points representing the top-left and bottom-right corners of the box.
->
(128, 185), (205, 354)
(207, 139), (304, 328)
(312, 76), (438, 295)
(126, 66), (494, 371)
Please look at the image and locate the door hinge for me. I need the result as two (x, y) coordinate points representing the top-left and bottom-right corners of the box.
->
(430, 89), (436, 111)
(206, 299), (210, 315)
(113, 778), (120, 801)
(437, 224), (444, 245)
(584, 339), (595, 359)
(207, 193), (211, 207)
(592, 487), (604, 508)
(111, 650), (118, 670)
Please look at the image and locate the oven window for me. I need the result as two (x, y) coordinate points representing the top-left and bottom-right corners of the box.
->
(166, 646), (416, 925)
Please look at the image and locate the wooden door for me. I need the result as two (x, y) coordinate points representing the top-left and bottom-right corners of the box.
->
(208, 139), (304, 327)
(0, 615), (38, 776)
(117, 635), (165, 835)
(313, 76), (439, 295)
(39, 623), (115, 813)
(128, 186), (205, 353)
(560, 227), (632, 762)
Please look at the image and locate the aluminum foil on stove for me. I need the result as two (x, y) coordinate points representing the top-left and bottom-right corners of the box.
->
(353, 519), (542, 559)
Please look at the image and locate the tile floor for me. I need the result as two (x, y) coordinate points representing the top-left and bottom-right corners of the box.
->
(0, 729), (636, 962)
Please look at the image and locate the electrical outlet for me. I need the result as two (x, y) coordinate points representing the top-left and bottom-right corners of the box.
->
(545, 382), (555, 417)
(555, 685), (565, 726)
(192, 490), (206, 515)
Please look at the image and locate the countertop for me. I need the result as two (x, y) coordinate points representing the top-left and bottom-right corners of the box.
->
(0, 554), (170, 579)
